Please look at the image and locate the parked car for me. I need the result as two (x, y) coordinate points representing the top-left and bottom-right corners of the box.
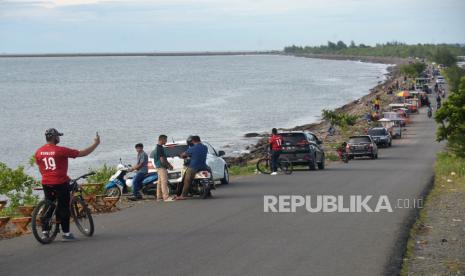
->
(148, 141), (230, 186)
(436, 76), (445, 84)
(347, 135), (378, 159)
(368, 127), (392, 147)
(279, 131), (325, 170)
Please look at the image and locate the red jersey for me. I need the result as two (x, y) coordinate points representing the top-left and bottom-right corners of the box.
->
(269, 134), (283, 151)
(35, 144), (80, 185)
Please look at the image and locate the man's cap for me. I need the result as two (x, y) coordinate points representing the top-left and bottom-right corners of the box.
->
(45, 128), (63, 138)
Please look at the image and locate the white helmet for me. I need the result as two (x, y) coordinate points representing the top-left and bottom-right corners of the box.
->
(117, 164), (125, 170)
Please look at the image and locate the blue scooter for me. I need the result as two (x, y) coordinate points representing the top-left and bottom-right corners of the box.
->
(104, 162), (158, 198)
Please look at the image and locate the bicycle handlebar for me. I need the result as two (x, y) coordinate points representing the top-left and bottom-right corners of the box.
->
(72, 172), (96, 182)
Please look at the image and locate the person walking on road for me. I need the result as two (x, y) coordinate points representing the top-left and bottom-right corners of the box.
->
(128, 143), (149, 201)
(35, 128), (100, 241)
(150, 135), (175, 202)
(269, 128), (283, 176)
(436, 94), (442, 109)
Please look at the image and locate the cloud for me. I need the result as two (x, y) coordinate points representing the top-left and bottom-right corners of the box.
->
(2, 0), (356, 15)
(1, 0), (464, 53)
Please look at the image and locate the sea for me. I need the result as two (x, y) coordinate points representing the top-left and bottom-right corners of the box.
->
(0, 54), (389, 176)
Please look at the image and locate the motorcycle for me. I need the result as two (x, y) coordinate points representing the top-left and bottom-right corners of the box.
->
(427, 106), (432, 118)
(173, 158), (215, 199)
(180, 167), (214, 199)
(337, 144), (349, 163)
(104, 161), (158, 199)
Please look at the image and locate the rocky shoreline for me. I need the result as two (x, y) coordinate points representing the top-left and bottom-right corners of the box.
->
(225, 55), (409, 166)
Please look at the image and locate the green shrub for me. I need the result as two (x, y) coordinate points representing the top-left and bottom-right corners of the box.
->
(322, 109), (358, 127)
(444, 65), (465, 92)
(87, 164), (116, 186)
(342, 114), (359, 126)
(432, 47), (457, 67)
(0, 162), (39, 216)
(435, 76), (465, 157)
(322, 109), (341, 126)
(400, 62), (426, 77)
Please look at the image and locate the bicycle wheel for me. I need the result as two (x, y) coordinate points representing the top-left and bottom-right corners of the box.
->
(279, 157), (293, 175)
(256, 158), (272, 174)
(70, 196), (94, 237)
(31, 200), (59, 244)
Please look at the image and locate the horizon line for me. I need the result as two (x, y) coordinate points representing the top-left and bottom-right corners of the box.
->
(0, 50), (282, 58)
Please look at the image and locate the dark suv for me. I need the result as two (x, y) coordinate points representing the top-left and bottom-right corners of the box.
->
(279, 131), (325, 170)
(367, 127), (392, 147)
(347, 135), (378, 159)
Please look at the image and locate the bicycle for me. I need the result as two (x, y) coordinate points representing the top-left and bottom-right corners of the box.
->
(31, 172), (96, 244)
(256, 152), (293, 175)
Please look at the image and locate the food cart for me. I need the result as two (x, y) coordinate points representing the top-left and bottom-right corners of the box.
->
(389, 103), (407, 112)
(384, 111), (407, 127)
(405, 98), (419, 113)
(409, 91), (427, 106)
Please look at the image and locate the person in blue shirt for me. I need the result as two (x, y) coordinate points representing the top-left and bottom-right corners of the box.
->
(177, 135), (208, 200)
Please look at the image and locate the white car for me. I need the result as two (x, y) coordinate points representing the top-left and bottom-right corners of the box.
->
(436, 76), (445, 84)
(148, 141), (230, 185)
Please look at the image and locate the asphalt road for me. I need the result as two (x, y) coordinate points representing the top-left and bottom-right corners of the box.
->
(0, 107), (442, 276)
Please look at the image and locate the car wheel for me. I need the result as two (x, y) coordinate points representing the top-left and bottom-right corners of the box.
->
(309, 154), (317, 170)
(371, 154), (376, 159)
(317, 154), (325, 170)
(220, 167), (229, 185)
(389, 141), (392, 147)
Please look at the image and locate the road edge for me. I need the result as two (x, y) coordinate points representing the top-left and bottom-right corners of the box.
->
(382, 174), (436, 275)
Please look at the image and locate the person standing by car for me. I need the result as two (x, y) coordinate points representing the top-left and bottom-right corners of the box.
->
(35, 128), (100, 241)
(269, 128), (283, 176)
(150, 135), (174, 202)
(177, 135), (208, 200)
(128, 143), (148, 201)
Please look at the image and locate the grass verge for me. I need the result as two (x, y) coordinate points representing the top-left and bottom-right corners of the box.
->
(229, 164), (257, 176)
(400, 152), (465, 275)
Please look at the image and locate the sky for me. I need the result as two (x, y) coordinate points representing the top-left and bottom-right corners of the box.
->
(0, 0), (464, 53)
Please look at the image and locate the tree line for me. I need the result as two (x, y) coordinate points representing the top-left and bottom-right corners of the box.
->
(284, 41), (465, 66)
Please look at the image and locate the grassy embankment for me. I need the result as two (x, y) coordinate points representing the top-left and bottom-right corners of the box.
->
(400, 153), (465, 275)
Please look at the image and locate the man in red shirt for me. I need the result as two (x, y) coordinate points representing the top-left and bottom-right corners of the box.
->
(269, 128), (283, 175)
(35, 128), (100, 241)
